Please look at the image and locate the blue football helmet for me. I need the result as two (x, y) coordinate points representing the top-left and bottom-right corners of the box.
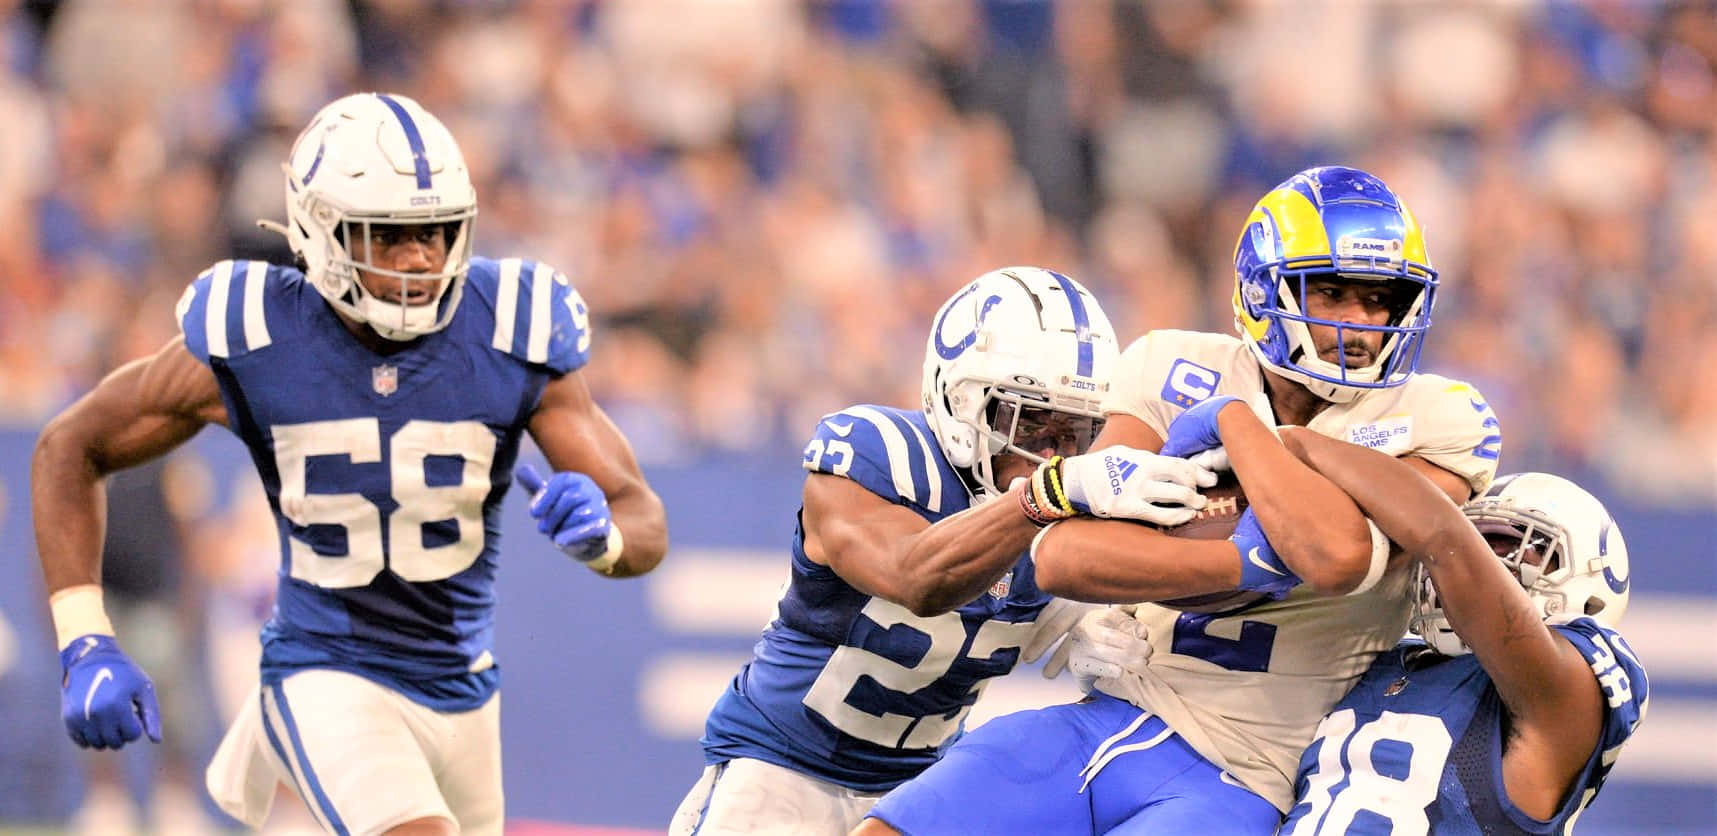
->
(1231, 166), (1437, 403)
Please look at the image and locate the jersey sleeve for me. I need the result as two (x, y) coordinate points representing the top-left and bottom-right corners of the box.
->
(1397, 377), (1503, 494)
(480, 257), (591, 375)
(800, 406), (956, 519)
(175, 260), (280, 364)
(1552, 616), (1649, 758)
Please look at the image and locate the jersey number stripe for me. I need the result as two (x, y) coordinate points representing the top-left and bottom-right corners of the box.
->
(272, 418), (497, 588)
(802, 598), (1033, 749)
(1286, 708), (1450, 834)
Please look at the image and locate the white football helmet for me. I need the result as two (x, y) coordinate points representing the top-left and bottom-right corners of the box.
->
(276, 92), (477, 340)
(922, 267), (1119, 497)
(1412, 472), (1631, 656)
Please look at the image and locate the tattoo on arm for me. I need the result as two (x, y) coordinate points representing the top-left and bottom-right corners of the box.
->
(1497, 590), (1539, 650)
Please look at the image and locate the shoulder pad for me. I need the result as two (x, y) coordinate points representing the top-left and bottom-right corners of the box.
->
(1394, 376), (1503, 492)
(175, 260), (286, 363)
(1550, 617), (1649, 746)
(469, 257), (591, 375)
(802, 406), (966, 518)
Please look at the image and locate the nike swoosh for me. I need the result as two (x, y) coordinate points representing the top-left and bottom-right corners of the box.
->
(84, 668), (114, 720)
(1219, 772), (1248, 789)
(1247, 547), (1286, 576)
(827, 421), (854, 436)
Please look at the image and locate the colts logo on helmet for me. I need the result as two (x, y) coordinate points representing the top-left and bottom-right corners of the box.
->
(933, 283), (1004, 360)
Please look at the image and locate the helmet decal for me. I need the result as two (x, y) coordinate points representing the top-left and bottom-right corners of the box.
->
(932, 284), (1003, 361)
(375, 93), (434, 189)
(1045, 269), (1095, 377)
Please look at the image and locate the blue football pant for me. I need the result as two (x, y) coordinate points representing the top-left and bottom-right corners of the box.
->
(867, 695), (1281, 835)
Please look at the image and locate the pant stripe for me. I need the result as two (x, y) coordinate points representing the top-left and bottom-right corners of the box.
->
(265, 681), (351, 836)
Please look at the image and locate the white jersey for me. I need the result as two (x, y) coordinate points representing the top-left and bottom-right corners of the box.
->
(1102, 329), (1501, 812)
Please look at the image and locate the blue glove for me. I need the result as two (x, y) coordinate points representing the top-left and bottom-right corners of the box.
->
(1160, 395), (1243, 458)
(59, 634), (160, 750)
(1231, 508), (1301, 599)
(515, 464), (614, 562)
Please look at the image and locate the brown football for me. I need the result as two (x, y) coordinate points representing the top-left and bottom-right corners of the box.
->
(1155, 472), (1269, 614)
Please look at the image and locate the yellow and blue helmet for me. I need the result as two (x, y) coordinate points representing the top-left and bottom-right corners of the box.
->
(1231, 166), (1437, 403)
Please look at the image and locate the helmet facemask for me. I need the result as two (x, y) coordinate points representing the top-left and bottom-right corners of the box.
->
(323, 211), (476, 340)
(1243, 253), (1436, 401)
(963, 388), (1106, 495)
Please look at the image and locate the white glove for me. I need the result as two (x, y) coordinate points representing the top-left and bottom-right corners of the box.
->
(1058, 446), (1215, 526)
(1187, 445), (1230, 474)
(1041, 606), (1154, 693)
(1020, 598), (1097, 667)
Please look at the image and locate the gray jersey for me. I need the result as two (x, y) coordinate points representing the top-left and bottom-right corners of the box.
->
(1101, 329), (1501, 811)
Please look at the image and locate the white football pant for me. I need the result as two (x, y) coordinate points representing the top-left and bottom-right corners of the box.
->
(206, 669), (503, 835)
(670, 758), (886, 836)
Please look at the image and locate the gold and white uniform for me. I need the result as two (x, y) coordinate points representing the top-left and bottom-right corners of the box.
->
(1099, 329), (1500, 812)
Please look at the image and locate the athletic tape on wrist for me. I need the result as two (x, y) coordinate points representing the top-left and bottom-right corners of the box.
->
(49, 584), (115, 650)
(581, 526), (625, 575)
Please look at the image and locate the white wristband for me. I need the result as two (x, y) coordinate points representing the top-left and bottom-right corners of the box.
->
(581, 526), (625, 575)
(1345, 519), (1392, 597)
(49, 584), (115, 649)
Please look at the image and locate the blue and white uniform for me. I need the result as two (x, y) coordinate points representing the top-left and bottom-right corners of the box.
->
(868, 330), (1502, 835)
(193, 255), (588, 835)
(1282, 618), (1648, 835)
(674, 406), (1059, 834)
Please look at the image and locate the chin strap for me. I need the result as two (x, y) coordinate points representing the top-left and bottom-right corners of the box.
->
(256, 219), (290, 238)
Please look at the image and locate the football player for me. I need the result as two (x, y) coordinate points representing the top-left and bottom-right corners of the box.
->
(669, 267), (1220, 835)
(34, 92), (668, 836)
(861, 166), (1502, 834)
(1274, 444), (1647, 834)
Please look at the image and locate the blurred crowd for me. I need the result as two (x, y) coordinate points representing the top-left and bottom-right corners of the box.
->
(1, 0), (1713, 505)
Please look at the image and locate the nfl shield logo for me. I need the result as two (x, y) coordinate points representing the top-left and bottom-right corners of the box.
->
(372, 364), (399, 396)
(989, 570), (1012, 599)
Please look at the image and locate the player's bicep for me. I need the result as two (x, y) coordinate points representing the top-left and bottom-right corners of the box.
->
(800, 473), (929, 600)
(1403, 456), (1473, 505)
(47, 337), (223, 474)
(1093, 410), (1164, 453)
(527, 370), (650, 499)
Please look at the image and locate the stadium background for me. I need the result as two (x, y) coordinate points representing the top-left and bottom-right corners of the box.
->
(0, 0), (1711, 833)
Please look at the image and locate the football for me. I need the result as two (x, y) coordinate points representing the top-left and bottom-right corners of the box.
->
(1155, 472), (1270, 614)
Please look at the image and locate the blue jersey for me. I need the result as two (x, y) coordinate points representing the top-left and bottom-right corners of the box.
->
(1282, 617), (1648, 835)
(176, 257), (590, 710)
(701, 405), (1054, 792)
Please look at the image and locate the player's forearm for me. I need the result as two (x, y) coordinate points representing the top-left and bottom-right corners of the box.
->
(1220, 409), (1370, 591)
(602, 483), (669, 578)
(31, 417), (110, 594)
(1032, 518), (1238, 604)
(1279, 427), (1458, 557)
(891, 485), (1043, 615)
(1283, 430), (1584, 715)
